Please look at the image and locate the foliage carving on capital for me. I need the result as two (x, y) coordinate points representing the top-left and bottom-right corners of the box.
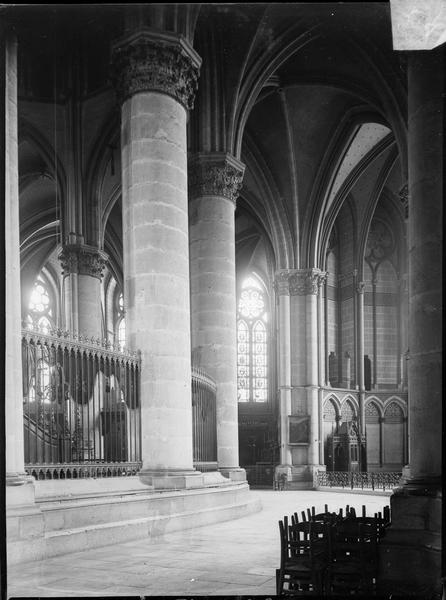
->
(274, 271), (292, 295)
(59, 245), (108, 280)
(356, 281), (365, 294)
(317, 271), (328, 288)
(289, 269), (321, 296)
(188, 154), (245, 204)
(110, 29), (201, 111)
(399, 183), (408, 219)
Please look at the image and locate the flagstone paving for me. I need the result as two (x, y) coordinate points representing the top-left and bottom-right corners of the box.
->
(7, 488), (390, 597)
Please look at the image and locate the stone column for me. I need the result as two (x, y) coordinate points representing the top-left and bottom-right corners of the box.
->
(4, 32), (29, 486)
(111, 29), (202, 488)
(317, 273), (327, 465)
(356, 281), (366, 433)
(274, 271), (293, 477)
(4, 33), (42, 553)
(59, 242), (107, 339)
(188, 152), (245, 480)
(289, 269), (324, 486)
(378, 49), (442, 597)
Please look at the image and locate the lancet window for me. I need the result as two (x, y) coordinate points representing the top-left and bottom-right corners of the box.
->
(26, 276), (54, 333)
(237, 276), (268, 402)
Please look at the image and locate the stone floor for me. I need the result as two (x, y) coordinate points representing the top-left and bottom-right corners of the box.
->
(7, 488), (391, 598)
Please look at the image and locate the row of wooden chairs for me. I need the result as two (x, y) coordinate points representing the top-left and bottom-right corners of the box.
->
(276, 504), (391, 596)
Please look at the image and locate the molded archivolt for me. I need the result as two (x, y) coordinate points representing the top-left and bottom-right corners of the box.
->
(323, 396), (341, 420)
(365, 396), (385, 420)
(340, 396), (358, 421)
(85, 115), (121, 249)
(19, 122), (65, 248)
(304, 113), (395, 270)
(241, 134), (294, 270)
(383, 396), (407, 419)
(231, 23), (322, 159)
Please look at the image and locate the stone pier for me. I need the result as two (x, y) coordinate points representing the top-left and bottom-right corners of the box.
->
(59, 242), (108, 338)
(378, 47), (443, 597)
(111, 29), (203, 487)
(189, 152), (246, 481)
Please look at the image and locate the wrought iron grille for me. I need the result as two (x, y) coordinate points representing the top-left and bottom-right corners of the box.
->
(191, 366), (217, 471)
(317, 470), (402, 491)
(22, 325), (142, 478)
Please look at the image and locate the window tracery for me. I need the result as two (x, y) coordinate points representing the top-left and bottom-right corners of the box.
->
(27, 277), (54, 333)
(237, 276), (268, 402)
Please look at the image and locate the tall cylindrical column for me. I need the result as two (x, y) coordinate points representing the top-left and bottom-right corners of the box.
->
(274, 271), (292, 470)
(59, 243), (107, 338)
(111, 29), (202, 486)
(189, 152), (245, 480)
(5, 33), (27, 484)
(378, 48), (442, 597)
(406, 50), (442, 483)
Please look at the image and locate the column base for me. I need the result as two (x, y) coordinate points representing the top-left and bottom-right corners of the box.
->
(139, 468), (204, 489)
(6, 472), (35, 487)
(218, 467), (246, 482)
(6, 475), (45, 558)
(378, 478), (442, 597)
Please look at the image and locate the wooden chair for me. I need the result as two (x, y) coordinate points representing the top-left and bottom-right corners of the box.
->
(276, 519), (330, 595)
(326, 519), (378, 595)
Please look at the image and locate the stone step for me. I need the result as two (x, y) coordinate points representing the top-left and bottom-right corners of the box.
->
(7, 481), (261, 564)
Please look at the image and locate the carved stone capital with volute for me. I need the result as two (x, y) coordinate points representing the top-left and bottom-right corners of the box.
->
(59, 244), (108, 280)
(110, 29), (201, 110)
(188, 153), (245, 205)
(289, 269), (322, 296)
(274, 270), (293, 296)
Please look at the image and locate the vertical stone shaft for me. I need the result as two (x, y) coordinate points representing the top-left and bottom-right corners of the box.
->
(112, 30), (201, 479)
(289, 268), (323, 477)
(5, 33), (26, 481)
(306, 290), (319, 466)
(317, 274), (326, 463)
(59, 243), (107, 338)
(378, 49), (442, 597)
(407, 50), (442, 481)
(275, 272), (292, 467)
(356, 281), (366, 432)
(189, 153), (245, 478)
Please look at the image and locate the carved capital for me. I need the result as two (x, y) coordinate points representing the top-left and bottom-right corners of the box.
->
(317, 271), (328, 288)
(399, 183), (409, 219)
(110, 29), (201, 110)
(356, 281), (365, 294)
(274, 270), (293, 295)
(188, 153), (245, 204)
(59, 244), (108, 280)
(289, 269), (322, 296)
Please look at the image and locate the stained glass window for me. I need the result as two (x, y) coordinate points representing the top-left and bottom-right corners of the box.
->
(27, 277), (54, 403)
(237, 276), (268, 402)
(27, 277), (54, 332)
